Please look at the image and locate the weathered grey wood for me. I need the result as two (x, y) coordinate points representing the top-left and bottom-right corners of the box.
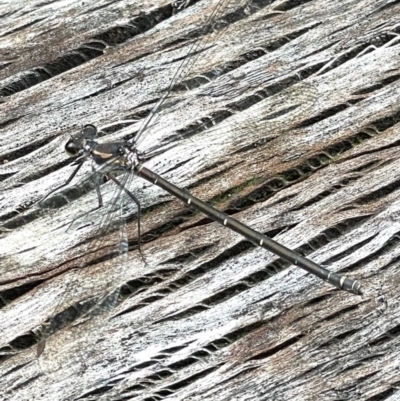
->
(1, 0), (400, 399)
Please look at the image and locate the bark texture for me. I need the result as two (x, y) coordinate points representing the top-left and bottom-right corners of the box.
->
(1, 0), (400, 400)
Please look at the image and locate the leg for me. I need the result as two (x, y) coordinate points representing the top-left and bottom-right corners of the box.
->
(107, 172), (146, 263)
(39, 160), (84, 207)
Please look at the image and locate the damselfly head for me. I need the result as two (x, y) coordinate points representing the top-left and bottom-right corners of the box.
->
(65, 124), (98, 157)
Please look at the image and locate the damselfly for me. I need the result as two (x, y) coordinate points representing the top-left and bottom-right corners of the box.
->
(44, 122), (361, 294)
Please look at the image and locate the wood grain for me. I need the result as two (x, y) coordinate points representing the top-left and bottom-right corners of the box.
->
(1, 0), (400, 400)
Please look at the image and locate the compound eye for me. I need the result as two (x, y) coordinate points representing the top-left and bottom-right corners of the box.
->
(82, 124), (97, 138)
(65, 139), (80, 157)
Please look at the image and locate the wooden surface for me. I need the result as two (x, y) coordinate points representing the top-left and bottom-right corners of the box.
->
(1, 0), (400, 399)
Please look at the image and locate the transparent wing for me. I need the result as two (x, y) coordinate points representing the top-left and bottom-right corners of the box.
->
(37, 165), (134, 374)
(120, 0), (253, 149)
(33, 0), (246, 367)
